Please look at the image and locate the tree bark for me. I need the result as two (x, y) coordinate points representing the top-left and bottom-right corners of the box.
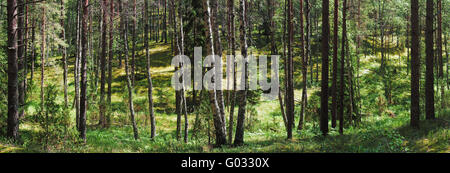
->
(227, 0), (236, 144)
(425, 0), (435, 120)
(410, 0), (420, 128)
(61, 0), (68, 108)
(331, 0), (338, 129)
(122, 0), (140, 140)
(320, 0), (329, 136)
(99, 0), (108, 127)
(17, 0), (25, 118)
(7, 0), (19, 140)
(339, 0), (347, 134)
(202, 0), (227, 146)
(298, 0), (306, 130)
(79, 0), (89, 143)
(144, 0), (156, 139)
(107, 0), (114, 126)
(234, 0), (248, 146)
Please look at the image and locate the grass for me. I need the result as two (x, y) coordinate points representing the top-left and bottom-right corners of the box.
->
(0, 40), (448, 153)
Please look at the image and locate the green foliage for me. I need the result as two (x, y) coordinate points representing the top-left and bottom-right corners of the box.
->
(35, 84), (78, 151)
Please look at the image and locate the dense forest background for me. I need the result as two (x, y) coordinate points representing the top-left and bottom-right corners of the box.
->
(0, 0), (449, 153)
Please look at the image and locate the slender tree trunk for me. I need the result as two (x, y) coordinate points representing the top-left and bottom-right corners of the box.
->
(331, 0), (338, 129)
(60, 0), (68, 108)
(131, 0), (137, 86)
(320, 0), (330, 136)
(75, 0), (81, 130)
(144, 0), (156, 139)
(17, 0), (25, 118)
(227, 0), (236, 144)
(23, 2), (28, 103)
(234, 0), (248, 146)
(410, 0), (420, 128)
(285, 0), (294, 139)
(40, 5), (46, 132)
(7, 0), (19, 140)
(30, 18), (36, 93)
(99, 0), (108, 127)
(339, 0), (347, 134)
(425, 0), (435, 120)
(298, 0), (306, 130)
(79, 0), (89, 143)
(107, 0), (114, 126)
(163, 0), (167, 43)
(122, 0), (139, 140)
(437, 0), (444, 110)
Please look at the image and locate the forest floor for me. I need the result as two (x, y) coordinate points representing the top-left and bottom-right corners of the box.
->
(0, 42), (449, 153)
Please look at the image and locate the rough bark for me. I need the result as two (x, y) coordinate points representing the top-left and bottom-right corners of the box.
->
(410, 0), (420, 128)
(234, 0), (248, 146)
(7, 0), (19, 140)
(320, 0), (329, 136)
(99, 0), (108, 127)
(298, 0), (306, 130)
(425, 0), (435, 120)
(79, 0), (89, 143)
(331, 0), (338, 129)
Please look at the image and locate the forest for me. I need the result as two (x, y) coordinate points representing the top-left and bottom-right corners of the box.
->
(0, 0), (448, 153)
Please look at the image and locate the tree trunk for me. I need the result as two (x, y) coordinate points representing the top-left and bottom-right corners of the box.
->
(437, 0), (444, 110)
(285, 0), (294, 140)
(298, 0), (306, 130)
(79, 0), (89, 143)
(202, 0), (228, 146)
(234, 0), (248, 146)
(107, 0), (114, 126)
(227, 0), (236, 144)
(60, 0), (68, 108)
(144, 0), (156, 139)
(425, 0), (435, 120)
(17, 0), (25, 118)
(7, 0), (19, 140)
(320, 0), (329, 136)
(122, 0), (140, 140)
(410, 0), (420, 128)
(331, 0), (338, 129)
(339, 0), (347, 134)
(131, 0), (137, 86)
(75, 0), (81, 130)
(99, 0), (108, 127)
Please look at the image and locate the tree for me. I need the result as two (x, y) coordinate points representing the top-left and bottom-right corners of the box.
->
(339, 0), (347, 134)
(320, 0), (330, 136)
(425, 0), (434, 120)
(18, 0), (25, 118)
(121, 0), (139, 140)
(40, 3), (47, 142)
(285, 0), (294, 140)
(107, 0), (114, 123)
(99, 0), (108, 127)
(227, 0), (236, 144)
(79, 0), (89, 143)
(145, 0), (156, 139)
(61, 0), (68, 108)
(201, 0), (227, 146)
(7, 0), (20, 140)
(131, 0), (137, 86)
(410, 0), (420, 128)
(234, 0), (248, 146)
(437, 0), (443, 109)
(331, 0), (338, 129)
(298, 0), (306, 130)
